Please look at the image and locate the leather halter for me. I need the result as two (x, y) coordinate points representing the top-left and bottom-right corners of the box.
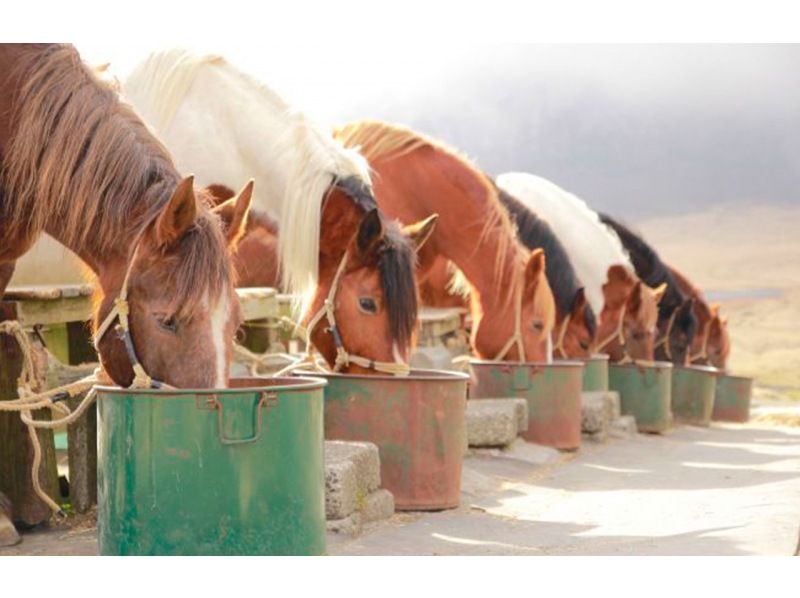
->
(305, 250), (411, 376)
(93, 241), (164, 389)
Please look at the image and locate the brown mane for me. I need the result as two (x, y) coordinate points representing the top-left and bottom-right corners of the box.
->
(0, 44), (230, 317)
(334, 120), (518, 298)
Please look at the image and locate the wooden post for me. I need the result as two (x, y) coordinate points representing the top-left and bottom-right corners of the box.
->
(0, 301), (60, 526)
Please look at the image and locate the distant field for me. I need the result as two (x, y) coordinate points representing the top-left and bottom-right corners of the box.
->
(637, 203), (800, 400)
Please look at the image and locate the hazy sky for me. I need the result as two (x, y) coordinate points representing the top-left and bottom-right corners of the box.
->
(77, 43), (800, 218)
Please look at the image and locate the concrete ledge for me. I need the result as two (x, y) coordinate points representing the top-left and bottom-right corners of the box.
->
(610, 415), (638, 439)
(325, 441), (381, 520)
(581, 391), (622, 442)
(467, 399), (527, 447)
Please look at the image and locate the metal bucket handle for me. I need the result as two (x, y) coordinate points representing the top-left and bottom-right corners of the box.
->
(199, 392), (278, 445)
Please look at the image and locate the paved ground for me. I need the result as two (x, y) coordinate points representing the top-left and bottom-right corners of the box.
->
(3, 419), (800, 556)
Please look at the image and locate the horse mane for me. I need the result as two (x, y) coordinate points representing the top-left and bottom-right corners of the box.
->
(496, 172), (634, 315)
(497, 183), (596, 336)
(598, 214), (686, 315)
(335, 120), (519, 307)
(1, 44), (230, 317)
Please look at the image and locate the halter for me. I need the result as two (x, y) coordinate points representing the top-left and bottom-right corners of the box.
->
(653, 307), (679, 361)
(553, 313), (571, 359)
(596, 304), (632, 364)
(304, 251), (411, 376)
(93, 240), (164, 389)
(688, 318), (712, 364)
(492, 274), (526, 362)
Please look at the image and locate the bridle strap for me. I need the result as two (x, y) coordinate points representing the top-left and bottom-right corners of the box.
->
(653, 307), (679, 361)
(596, 303), (631, 364)
(553, 313), (571, 359)
(689, 319), (711, 364)
(93, 240), (166, 389)
(493, 273), (526, 362)
(305, 251), (411, 376)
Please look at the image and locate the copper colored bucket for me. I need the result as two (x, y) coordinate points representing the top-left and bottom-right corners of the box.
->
(306, 369), (468, 511)
(712, 373), (753, 423)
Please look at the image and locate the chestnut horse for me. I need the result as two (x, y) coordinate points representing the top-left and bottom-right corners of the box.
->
(497, 172), (665, 362)
(599, 214), (698, 365)
(335, 121), (555, 362)
(0, 44), (251, 388)
(668, 265), (731, 369)
(123, 50), (435, 374)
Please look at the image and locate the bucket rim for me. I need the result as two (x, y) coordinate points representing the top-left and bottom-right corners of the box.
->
(470, 359), (585, 368)
(294, 368), (470, 382)
(608, 360), (674, 371)
(716, 372), (754, 383)
(94, 375), (328, 396)
(673, 364), (721, 374)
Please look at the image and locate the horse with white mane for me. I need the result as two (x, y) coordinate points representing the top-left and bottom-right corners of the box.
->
(496, 172), (666, 362)
(122, 49), (435, 374)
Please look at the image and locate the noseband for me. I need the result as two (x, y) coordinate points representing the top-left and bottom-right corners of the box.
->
(688, 318), (712, 364)
(93, 241), (164, 389)
(305, 250), (410, 376)
(596, 304), (632, 364)
(553, 313), (571, 359)
(653, 307), (679, 361)
(493, 273), (527, 362)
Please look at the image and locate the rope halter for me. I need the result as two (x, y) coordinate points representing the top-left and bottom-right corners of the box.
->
(688, 318), (712, 364)
(92, 240), (165, 389)
(492, 273), (526, 362)
(596, 303), (631, 364)
(653, 307), (679, 361)
(553, 313), (571, 359)
(304, 250), (410, 376)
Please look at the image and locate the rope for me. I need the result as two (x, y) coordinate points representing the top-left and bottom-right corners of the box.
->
(492, 271), (526, 362)
(654, 307), (678, 361)
(553, 314), (571, 359)
(689, 318), (712, 364)
(596, 304), (631, 364)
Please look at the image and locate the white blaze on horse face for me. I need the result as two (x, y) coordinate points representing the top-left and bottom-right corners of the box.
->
(210, 291), (230, 388)
(393, 341), (406, 364)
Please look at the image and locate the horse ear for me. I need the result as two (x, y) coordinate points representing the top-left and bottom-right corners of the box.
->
(628, 281), (644, 312)
(652, 282), (668, 304)
(212, 180), (254, 245)
(710, 302), (721, 317)
(156, 175), (197, 248)
(403, 214), (438, 251)
(571, 287), (587, 317)
(526, 248), (546, 281)
(356, 209), (384, 256)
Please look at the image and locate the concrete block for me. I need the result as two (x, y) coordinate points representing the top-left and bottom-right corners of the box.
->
(326, 511), (362, 536)
(361, 489), (395, 523)
(610, 415), (638, 439)
(467, 399), (521, 447)
(581, 392), (611, 434)
(324, 441), (382, 520)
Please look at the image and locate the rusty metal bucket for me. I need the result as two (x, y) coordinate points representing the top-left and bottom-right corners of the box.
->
(609, 362), (673, 433)
(308, 369), (468, 511)
(712, 373), (753, 423)
(671, 365), (718, 426)
(581, 354), (609, 391)
(469, 360), (584, 450)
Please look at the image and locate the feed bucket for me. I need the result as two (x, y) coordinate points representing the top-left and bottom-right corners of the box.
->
(608, 362), (673, 433)
(712, 374), (753, 423)
(96, 377), (327, 556)
(310, 369), (468, 511)
(581, 354), (609, 391)
(469, 360), (584, 450)
(671, 365), (718, 426)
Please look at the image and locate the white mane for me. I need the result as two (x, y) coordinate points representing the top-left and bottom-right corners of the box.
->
(123, 49), (373, 309)
(496, 172), (633, 314)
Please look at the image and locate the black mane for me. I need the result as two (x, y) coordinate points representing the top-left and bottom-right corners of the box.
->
(336, 176), (418, 351)
(496, 182), (596, 337)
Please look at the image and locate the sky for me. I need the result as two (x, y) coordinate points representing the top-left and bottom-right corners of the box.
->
(77, 43), (800, 219)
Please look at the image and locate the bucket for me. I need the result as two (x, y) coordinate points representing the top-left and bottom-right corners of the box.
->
(671, 365), (718, 426)
(310, 369), (468, 511)
(581, 354), (609, 391)
(712, 374), (753, 423)
(96, 377), (327, 556)
(608, 362), (673, 433)
(470, 360), (584, 450)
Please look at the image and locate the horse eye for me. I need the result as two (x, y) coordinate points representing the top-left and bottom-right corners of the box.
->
(632, 331), (645, 341)
(579, 340), (590, 351)
(358, 297), (377, 314)
(532, 320), (544, 331)
(156, 314), (178, 333)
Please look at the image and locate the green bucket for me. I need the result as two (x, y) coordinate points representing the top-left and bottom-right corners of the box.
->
(609, 362), (673, 433)
(581, 354), (609, 391)
(96, 376), (327, 556)
(712, 373), (753, 423)
(470, 360), (585, 450)
(671, 365), (718, 426)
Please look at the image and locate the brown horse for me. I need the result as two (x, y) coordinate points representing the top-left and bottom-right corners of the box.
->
(596, 266), (667, 362)
(668, 265), (730, 368)
(334, 121), (555, 362)
(0, 44), (250, 388)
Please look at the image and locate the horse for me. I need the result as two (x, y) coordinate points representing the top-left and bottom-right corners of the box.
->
(0, 44), (251, 388)
(123, 50), (436, 374)
(496, 172), (665, 362)
(667, 264), (730, 369)
(334, 121), (556, 362)
(599, 214), (698, 364)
